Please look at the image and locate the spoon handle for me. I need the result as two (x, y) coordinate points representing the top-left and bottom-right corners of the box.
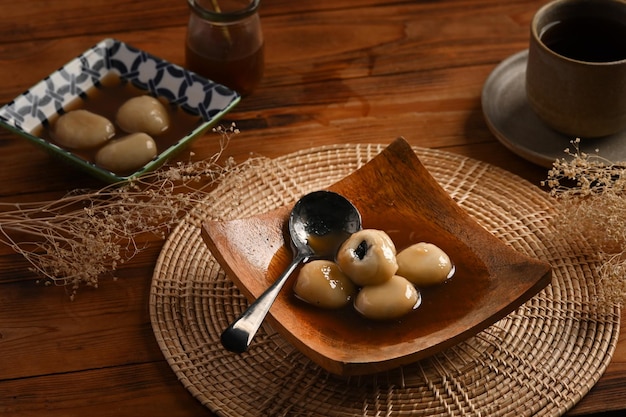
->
(221, 254), (308, 353)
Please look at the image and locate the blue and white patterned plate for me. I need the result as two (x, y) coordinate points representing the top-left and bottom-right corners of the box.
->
(0, 38), (240, 183)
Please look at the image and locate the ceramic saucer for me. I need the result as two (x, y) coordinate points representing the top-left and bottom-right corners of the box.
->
(482, 50), (626, 168)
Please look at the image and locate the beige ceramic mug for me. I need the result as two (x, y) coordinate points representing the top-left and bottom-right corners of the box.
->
(525, 0), (626, 138)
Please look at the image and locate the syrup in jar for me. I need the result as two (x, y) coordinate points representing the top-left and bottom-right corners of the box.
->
(185, 0), (264, 96)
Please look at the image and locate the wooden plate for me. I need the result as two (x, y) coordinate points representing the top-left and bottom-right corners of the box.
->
(201, 138), (552, 376)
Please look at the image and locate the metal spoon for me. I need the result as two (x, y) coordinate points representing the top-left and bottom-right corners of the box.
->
(220, 190), (362, 353)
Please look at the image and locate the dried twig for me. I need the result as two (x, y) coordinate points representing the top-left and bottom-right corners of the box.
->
(0, 124), (254, 298)
(543, 138), (626, 306)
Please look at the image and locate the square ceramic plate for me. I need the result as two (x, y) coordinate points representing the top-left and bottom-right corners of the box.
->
(201, 138), (552, 376)
(0, 38), (240, 183)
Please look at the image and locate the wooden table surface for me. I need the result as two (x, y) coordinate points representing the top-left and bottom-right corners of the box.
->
(0, 0), (624, 415)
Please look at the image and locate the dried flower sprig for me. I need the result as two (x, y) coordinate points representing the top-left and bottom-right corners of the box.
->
(0, 124), (269, 298)
(543, 138), (626, 305)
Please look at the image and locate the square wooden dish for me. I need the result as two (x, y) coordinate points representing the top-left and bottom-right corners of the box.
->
(201, 138), (551, 376)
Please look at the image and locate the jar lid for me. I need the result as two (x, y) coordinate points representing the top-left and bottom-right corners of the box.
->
(188, 0), (260, 22)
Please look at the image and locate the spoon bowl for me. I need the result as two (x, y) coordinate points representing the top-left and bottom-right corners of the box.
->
(219, 190), (361, 353)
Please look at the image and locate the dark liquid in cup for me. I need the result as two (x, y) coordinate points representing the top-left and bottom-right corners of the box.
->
(541, 17), (626, 62)
(185, 43), (264, 96)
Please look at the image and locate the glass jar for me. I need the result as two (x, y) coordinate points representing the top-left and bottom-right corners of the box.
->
(185, 0), (264, 96)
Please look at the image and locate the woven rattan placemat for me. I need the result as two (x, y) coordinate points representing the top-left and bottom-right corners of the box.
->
(149, 143), (620, 417)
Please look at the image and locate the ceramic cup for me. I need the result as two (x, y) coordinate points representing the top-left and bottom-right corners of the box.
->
(525, 0), (626, 138)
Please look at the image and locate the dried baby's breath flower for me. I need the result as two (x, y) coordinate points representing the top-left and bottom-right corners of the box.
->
(596, 252), (626, 307)
(0, 124), (269, 299)
(544, 138), (626, 306)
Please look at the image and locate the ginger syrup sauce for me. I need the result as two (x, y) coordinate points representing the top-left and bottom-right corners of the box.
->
(185, 41), (264, 96)
(185, 0), (264, 96)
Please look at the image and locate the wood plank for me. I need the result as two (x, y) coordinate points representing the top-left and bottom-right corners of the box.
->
(0, 0), (543, 100)
(0, 0), (542, 46)
(0, 265), (164, 379)
(0, 361), (213, 417)
(0, 0), (189, 44)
